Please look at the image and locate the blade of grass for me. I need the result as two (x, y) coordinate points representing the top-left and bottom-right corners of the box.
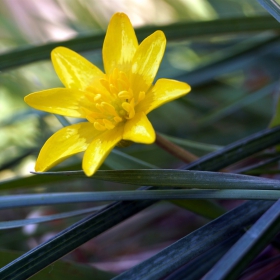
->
(0, 206), (106, 230)
(203, 198), (280, 280)
(33, 169), (280, 190)
(0, 189), (279, 211)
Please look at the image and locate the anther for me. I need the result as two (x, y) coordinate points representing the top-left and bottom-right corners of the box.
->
(101, 102), (117, 116)
(118, 91), (131, 99)
(114, 116), (123, 123)
(103, 119), (115, 130)
(94, 121), (106, 131)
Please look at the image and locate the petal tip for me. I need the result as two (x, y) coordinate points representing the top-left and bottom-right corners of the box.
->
(112, 12), (129, 20)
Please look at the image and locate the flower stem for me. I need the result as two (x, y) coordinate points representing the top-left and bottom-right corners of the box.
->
(155, 133), (198, 163)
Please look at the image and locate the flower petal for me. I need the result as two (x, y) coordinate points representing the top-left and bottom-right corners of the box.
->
(130, 30), (166, 94)
(35, 123), (100, 172)
(52, 47), (104, 90)
(137, 78), (191, 114)
(103, 13), (138, 74)
(123, 112), (155, 144)
(24, 88), (93, 118)
(83, 126), (123, 176)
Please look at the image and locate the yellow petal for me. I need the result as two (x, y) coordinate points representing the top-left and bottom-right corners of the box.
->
(35, 123), (100, 172)
(52, 47), (104, 90)
(83, 126), (123, 176)
(24, 88), (92, 118)
(123, 112), (155, 144)
(103, 13), (138, 74)
(130, 30), (166, 94)
(137, 78), (191, 114)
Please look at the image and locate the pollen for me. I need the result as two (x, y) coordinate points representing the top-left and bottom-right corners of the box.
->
(84, 68), (145, 131)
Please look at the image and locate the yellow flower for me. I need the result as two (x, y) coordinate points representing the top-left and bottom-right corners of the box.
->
(25, 13), (191, 176)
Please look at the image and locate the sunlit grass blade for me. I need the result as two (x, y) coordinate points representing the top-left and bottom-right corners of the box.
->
(34, 169), (280, 190)
(0, 16), (279, 71)
(2, 125), (280, 279)
(203, 199), (280, 280)
(0, 206), (105, 230)
(113, 200), (274, 280)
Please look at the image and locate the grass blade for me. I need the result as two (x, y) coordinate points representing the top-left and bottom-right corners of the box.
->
(0, 206), (105, 230)
(34, 169), (280, 190)
(203, 199), (280, 280)
(0, 189), (279, 211)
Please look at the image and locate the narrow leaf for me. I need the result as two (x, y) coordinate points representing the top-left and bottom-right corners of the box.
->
(34, 169), (280, 190)
(203, 199), (280, 280)
(0, 206), (105, 229)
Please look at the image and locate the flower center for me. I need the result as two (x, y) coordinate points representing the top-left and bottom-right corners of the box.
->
(84, 68), (145, 131)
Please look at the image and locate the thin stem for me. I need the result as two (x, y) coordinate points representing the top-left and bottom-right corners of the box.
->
(155, 133), (198, 163)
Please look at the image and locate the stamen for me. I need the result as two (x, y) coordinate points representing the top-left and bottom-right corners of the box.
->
(103, 119), (115, 130)
(96, 103), (106, 114)
(118, 90), (131, 99)
(114, 116), (123, 123)
(94, 121), (106, 131)
(122, 102), (131, 113)
(109, 84), (118, 95)
(89, 112), (104, 119)
(101, 102), (117, 116)
(118, 79), (128, 91)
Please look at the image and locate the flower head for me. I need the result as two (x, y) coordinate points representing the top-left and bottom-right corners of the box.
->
(25, 13), (191, 176)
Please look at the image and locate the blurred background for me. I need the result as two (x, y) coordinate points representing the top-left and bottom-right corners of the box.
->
(0, 0), (279, 277)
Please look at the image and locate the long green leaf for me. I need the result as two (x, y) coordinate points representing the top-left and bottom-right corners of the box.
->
(203, 199), (280, 280)
(1, 16), (278, 71)
(0, 189), (279, 211)
(2, 125), (280, 279)
(33, 169), (280, 190)
(0, 206), (105, 229)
